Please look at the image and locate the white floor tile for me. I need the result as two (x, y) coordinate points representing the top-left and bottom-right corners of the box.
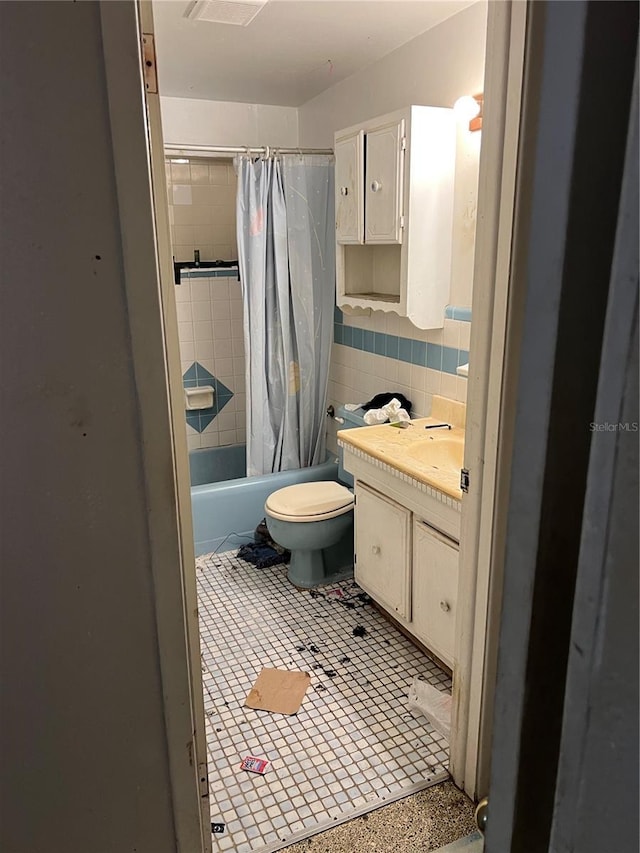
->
(197, 552), (451, 852)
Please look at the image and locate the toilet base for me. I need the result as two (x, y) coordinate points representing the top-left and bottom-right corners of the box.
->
(286, 528), (354, 589)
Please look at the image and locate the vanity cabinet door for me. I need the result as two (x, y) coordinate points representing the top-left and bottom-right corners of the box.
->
(354, 482), (411, 620)
(335, 130), (364, 244)
(364, 118), (405, 244)
(412, 519), (459, 668)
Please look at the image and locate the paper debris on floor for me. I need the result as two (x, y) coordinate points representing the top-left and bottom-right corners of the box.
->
(407, 676), (452, 740)
(240, 756), (269, 774)
(245, 667), (311, 715)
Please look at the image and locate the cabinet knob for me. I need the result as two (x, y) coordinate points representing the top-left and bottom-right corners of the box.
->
(370, 180), (382, 193)
(340, 186), (349, 196)
(371, 545), (381, 555)
(440, 600), (451, 612)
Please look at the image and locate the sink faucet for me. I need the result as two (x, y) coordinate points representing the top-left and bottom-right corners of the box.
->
(424, 423), (452, 430)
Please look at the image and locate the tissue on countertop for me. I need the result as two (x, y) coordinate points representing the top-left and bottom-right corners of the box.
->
(363, 397), (411, 425)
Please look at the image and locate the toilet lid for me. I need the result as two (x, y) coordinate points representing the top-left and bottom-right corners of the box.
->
(265, 481), (354, 521)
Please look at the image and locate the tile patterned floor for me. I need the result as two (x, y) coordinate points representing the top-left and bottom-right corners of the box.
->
(197, 551), (452, 853)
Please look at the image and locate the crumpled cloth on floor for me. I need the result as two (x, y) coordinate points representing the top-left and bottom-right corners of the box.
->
(237, 542), (287, 569)
(237, 518), (291, 569)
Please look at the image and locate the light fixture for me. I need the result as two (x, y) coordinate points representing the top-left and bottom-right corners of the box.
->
(453, 94), (483, 132)
(170, 158), (190, 164)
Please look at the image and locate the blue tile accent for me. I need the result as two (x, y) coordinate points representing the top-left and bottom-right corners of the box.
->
(442, 346), (459, 376)
(180, 268), (239, 281)
(334, 305), (344, 324)
(333, 319), (467, 377)
(445, 305), (472, 322)
(384, 334), (398, 359)
(427, 343), (443, 371)
(363, 330), (375, 353)
(182, 362), (234, 433)
(183, 363), (198, 382)
(398, 337), (412, 364)
(411, 340), (427, 366)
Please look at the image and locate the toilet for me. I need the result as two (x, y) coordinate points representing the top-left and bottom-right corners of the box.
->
(264, 406), (367, 589)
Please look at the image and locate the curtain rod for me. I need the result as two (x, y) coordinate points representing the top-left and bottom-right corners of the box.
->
(164, 144), (333, 158)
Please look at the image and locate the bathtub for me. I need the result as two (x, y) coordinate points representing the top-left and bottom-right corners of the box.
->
(189, 444), (340, 556)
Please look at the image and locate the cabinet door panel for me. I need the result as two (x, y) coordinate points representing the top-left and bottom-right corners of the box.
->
(335, 130), (364, 244)
(354, 482), (411, 620)
(412, 520), (459, 667)
(365, 119), (404, 244)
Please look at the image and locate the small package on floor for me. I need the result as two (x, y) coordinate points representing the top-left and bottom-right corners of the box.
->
(240, 756), (269, 775)
(407, 676), (452, 740)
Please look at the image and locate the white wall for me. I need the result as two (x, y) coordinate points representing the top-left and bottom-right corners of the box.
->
(0, 3), (192, 851)
(161, 95), (299, 148)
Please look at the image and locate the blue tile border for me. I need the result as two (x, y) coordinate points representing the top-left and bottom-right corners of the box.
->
(179, 267), (239, 282)
(333, 311), (469, 377)
(445, 305), (472, 322)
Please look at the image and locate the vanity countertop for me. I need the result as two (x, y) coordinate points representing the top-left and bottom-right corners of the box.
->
(337, 397), (467, 500)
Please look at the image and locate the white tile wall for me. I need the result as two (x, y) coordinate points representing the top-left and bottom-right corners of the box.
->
(326, 313), (470, 456)
(178, 275), (245, 450)
(167, 157), (245, 449)
(166, 157), (237, 263)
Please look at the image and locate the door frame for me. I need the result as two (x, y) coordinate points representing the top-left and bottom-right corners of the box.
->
(100, 2), (211, 851)
(451, 0), (528, 799)
(101, 0), (532, 830)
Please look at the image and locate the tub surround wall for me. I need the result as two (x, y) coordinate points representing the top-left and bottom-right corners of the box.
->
(165, 156), (237, 263)
(165, 157), (245, 450)
(176, 271), (245, 450)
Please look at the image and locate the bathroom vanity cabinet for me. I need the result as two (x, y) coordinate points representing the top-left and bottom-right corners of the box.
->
(350, 460), (460, 670)
(334, 105), (456, 329)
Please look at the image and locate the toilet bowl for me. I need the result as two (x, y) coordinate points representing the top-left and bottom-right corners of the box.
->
(264, 405), (371, 588)
(265, 481), (355, 588)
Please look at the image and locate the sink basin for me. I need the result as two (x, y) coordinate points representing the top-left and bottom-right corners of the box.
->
(405, 435), (464, 470)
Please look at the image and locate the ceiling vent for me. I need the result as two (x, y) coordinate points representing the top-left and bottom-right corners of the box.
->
(184, 0), (269, 27)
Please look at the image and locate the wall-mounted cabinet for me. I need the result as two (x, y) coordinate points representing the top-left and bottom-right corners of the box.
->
(334, 106), (455, 329)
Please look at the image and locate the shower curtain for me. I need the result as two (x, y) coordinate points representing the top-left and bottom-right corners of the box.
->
(236, 154), (335, 477)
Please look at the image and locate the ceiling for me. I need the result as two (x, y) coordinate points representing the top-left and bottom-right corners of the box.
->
(153, 0), (476, 107)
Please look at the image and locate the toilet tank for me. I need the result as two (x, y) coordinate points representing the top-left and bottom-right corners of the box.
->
(336, 406), (368, 487)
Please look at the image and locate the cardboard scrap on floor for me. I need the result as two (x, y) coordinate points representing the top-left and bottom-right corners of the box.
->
(245, 667), (311, 715)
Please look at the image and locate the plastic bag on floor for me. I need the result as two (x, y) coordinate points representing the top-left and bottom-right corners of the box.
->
(407, 676), (452, 740)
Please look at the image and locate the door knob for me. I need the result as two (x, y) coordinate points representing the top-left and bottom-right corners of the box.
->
(370, 180), (382, 192)
(372, 545), (381, 555)
(440, 600), (451, 612)
(340, 186), (349, 196)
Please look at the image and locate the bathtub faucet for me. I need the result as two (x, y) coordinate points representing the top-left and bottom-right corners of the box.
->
(326, 405), (345, 425)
